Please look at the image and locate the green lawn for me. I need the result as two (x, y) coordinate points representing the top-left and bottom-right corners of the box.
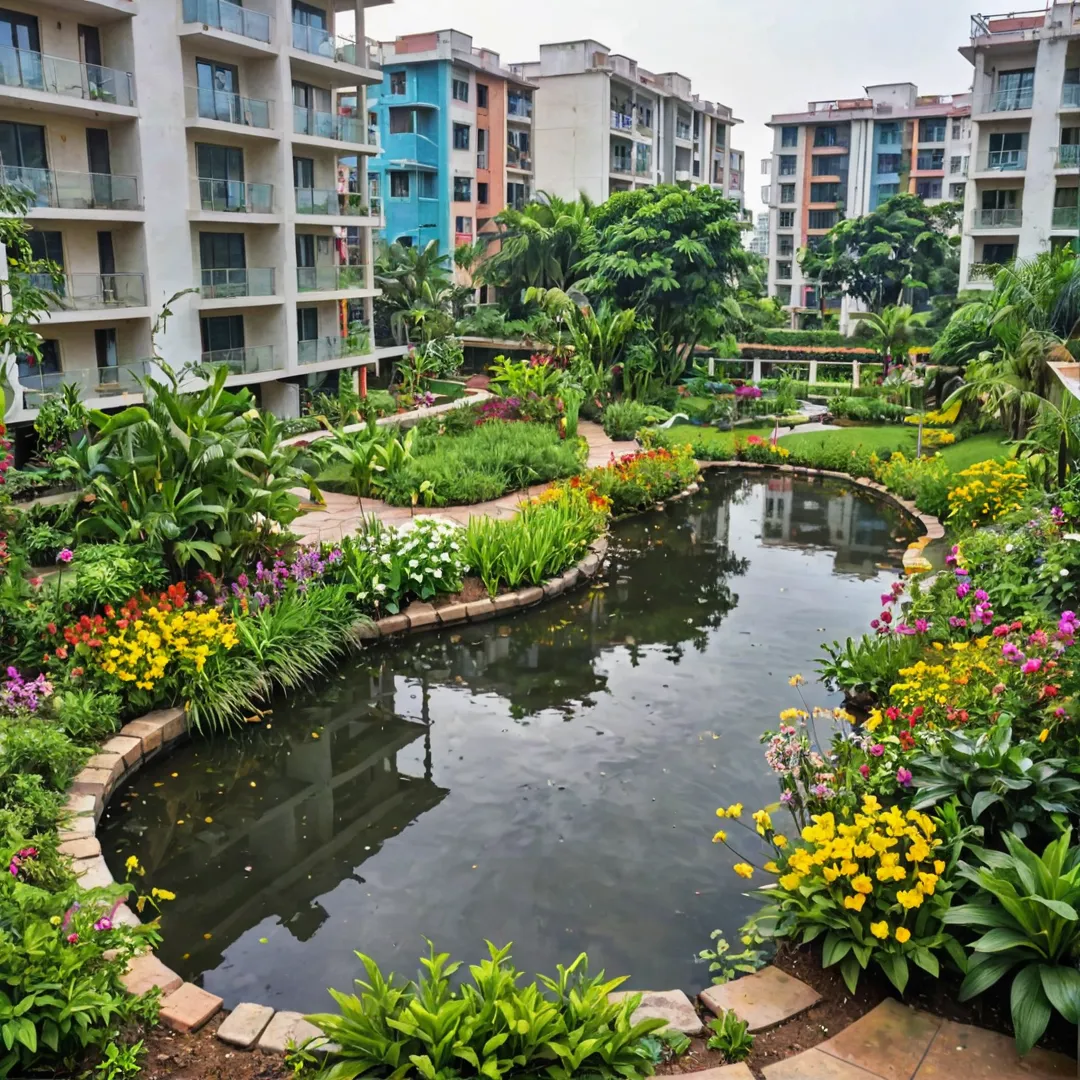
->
(938, 431), (1013, 471)
(665, 423), (776, 456)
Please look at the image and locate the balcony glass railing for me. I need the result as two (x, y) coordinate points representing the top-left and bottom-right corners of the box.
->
(295, 187), (370, 215)
(199, 267), (275, 299)
(986, 149), (1027, 170)
(296, 265), (367, 291)
(675, 124), (692, 141)
(507, 97), (532, 119)
(184, 84), (272, 129)
(296, 335), (369, 365)
(610, 110), (633, 132)
(610, 157), (632, 175)
(1057, 145), (1080, 168)
(20, 359), (150, 405)
(198, 178), (273, 213)
(201, 345), (279, 376)
(1053, 205), (1079, 229)
(30, 272), (146, 309)
(635, 159), (651, 176)
(915, 154), (945, 171)
(0, 46), (135, 106)
(979, 86), (1035, 112)
(973, 207), (1022, 228)
(293, 106), (367, 144)
(3, 166), (140, 210)
(97, 360), (152, 394)
(291, 23), (362, 65)
(182, 0), (272, 43)
(507, 147), (532, 170)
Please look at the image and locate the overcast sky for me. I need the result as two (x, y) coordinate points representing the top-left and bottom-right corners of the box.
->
(351, 0), (979, 215)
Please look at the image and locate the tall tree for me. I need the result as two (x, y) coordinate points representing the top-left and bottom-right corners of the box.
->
(799, 193), (960, 311)
(576, 185), (748, 376)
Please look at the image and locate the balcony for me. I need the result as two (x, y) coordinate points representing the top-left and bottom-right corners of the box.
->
(610, 156), (633, 176)
(985, 149), (1027, 171)
(297, 335), (369, 365)
(197, 178), (274, 214)
(1064, 83), (1080, 109)
(0, 46), (135, 110)
(35, 272), (146, 312)
(1057, 145), (1080, 168)
(915, 153), (945, 171)
(507, 97), (532, 120)
(291, 24), (372, 72)
(675, 124), (692, 142)
(383, 131), (438, 168)
(295, 187), (371, 217)
(20, 359), (150, 407)
(507, 147), (532, 171)
(972, 207), (1022, 228)
(455, 232), (473, 246)
(635, 159), (651, 177)
(293, 107), (371, 148)
(610, 111), (633, 133)
(1052, 206), (1079, 229)
(199, 267), (275, 299)
(4, 166), (141, 212)
(201, 345), (280, 376)
(296, 265), (367, 292)
(181, 0), (273, 46)
(976, 86), (1034, 113)
(184, 84), (272, 131)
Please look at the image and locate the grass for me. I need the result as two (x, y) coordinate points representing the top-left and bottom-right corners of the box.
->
(665, 423), (776, 456)
(938, 431), (1014, 471)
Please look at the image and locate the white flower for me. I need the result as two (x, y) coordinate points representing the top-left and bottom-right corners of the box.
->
(1062, 568), (1070, 578)
(1005, 543), (1014, 553)
(433, 568), (443, 579)
(381, 554), (392, 566)
(409, 558), (419, 568)
(375, 582), (386, 593)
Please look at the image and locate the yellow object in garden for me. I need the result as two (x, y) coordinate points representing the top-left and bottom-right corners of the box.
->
(920, 429), (956, 448)
(947, 458), (1028, 528)
(903, 400), (961, 427)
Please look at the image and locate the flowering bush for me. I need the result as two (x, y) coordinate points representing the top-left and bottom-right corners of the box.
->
(746, 796), (962, 993)
(871, 452), (950, 518)
(903, 401), (961, 427)
(734, 435), (791, 465)
(947, 459), (1029, 529)
(919, 429), (955, 448)
(584, 443), (699, 515)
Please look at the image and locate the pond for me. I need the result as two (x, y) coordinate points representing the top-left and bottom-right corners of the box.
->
(99, 471), (912, 1012)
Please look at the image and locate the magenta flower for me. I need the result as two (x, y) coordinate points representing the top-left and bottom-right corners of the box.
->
(1021, 658), (1043, 675)
(56, 548), (73, 564)
(896, 767), (913, 788)
(1002, 642), (1025, 663)
(870, 744), (885, 757)
(914, 618), (929, 633)
(859, 764), (870, 779)
(956, 582), (971, 599)
(93, 917), (113, 932)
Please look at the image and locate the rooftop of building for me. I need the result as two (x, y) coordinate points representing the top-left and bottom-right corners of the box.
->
(375, 29), (538, 88)
(768, 82), (972, 126)
(961, 6), (1080, 61)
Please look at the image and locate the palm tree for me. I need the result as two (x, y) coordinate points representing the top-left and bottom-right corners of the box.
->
(852, 304), (925, 372)
(374, 239), (451, 308)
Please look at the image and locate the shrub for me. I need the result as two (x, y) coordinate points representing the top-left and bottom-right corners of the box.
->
(705, 1010), (754, 1062)
(947, 459), (1029, 528)
(305, 942), (668, 1080)
(920, 428), (955, 448)
(742, 329), (851, 348)
(52, 688), (122, 742)
(829, 397), (909, 424)
(602, 400), (650, 441)
(872, 452), (950, 518)
(584, 443), (699, 516)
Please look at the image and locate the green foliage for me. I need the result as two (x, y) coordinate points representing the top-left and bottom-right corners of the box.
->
(829, 397), (910, 424)
(94, 1039), (145, 1080)
(696, 929), (766, 985)
(305, 941), (667, 1080)
(66, 543), (169, 612)
(52, 688), (122, 743)
(587, 440), (700, 516)
(872, 452), (951, 518)
(705, 1010), (754, 1063)
(17, 522), (73, 566)
(0, 717), (89, 798)
(601, 401), (651, 441)
(943, 829), (1080, 1055)
(489, 355), (565, 400)
(850, 305), (928, 365)
(743, 329), (852, 347)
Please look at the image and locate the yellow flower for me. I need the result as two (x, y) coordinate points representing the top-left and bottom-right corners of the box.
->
(50, 915), (62, 927)
(822, 864), (840, 883)
(712, 830), (728, 844)
(851, 874), (873, 895)
(843, 893), (866, 912)
(895, 926), (911, 944)
(764, 861), (779, 873)
(151, 887), (176, 902)
(773, 834), (789, 849)
(897, 889), (924, 910)
(788, 674), (805, 687)
(753, 809), (772, 836)
(840, 860), (859, 877)
(870, 921), (889, 940)
(733, 862), (754, 880)
(861, 794), (882, 814)
(779, 872), (802, 890)
(125, 855), (140, 874)
(933, 860), (946, 875)
(1039, 728), (1050, 743)
(726, 803), (744, 819)
(716, 807), (727, 818)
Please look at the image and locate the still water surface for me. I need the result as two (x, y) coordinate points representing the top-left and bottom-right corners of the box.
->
(100, 472), (910, 1010)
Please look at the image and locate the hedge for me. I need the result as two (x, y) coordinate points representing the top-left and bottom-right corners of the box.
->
(740, 329), (851, 347)
(738, 344), (883, 364)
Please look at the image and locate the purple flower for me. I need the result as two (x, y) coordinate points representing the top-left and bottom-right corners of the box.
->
(914, 618), (929, 633)
(956, 582), (971, 599)
(1021, 658), (1043, 675)
(955, 567), (969, 576)
(194, 590), (208, 607)
(896, 767), (913, 788)
(975, 589), (989, 602)
(948, 616), (968, 628)
(94, 917), (112, 932)
(870, 744), (885, 757)
(1002, 642), (1025, 664)
(56, 548), (73, 564)
(1052, 507), (1065, 523)
(779, 791), (794, 806)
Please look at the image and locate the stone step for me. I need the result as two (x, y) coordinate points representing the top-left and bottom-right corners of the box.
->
(217, 1002), (276, 1049)
(699, 965), (820, 1033)
(682, 1066), (756, 1080)
(608, 989), (704, 1035)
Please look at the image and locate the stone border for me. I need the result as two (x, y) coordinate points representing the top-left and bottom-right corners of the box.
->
(696, 460), (944, 574)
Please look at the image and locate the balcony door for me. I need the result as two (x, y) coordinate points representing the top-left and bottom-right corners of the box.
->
(200, 231), (246, 297)
(200, 314), (245, 363)
(997, 69), (1034, 110)
(0, 8), (42, 91)
(292, 1), (329, 54)
(196, 143), (245, 211)
(196, 58), (241, 124)
(86, 128), (113, 206)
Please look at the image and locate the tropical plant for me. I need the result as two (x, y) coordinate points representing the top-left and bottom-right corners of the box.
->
(697, 930), (766, 986)
(305, 941), (668, 1080)
(601, 401), (651, 441)
(850, 305), (927, 370)
(705, 1010), (754, 1063)
(942, 829), (1080, 1054)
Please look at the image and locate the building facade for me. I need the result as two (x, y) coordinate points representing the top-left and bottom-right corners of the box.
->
(2, 0), (397, 425)
(748, 211), (770, 255)
(366, 30), (537, 259)
(509, 40), (743, 206)
(764, 83), (971, 310)
(959, 6), (1080, 288)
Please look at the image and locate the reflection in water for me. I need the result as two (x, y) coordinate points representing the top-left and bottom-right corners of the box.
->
(100, 472), (907, 1010)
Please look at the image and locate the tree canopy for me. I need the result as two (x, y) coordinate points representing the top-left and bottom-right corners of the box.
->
(799, 194), (960, 311)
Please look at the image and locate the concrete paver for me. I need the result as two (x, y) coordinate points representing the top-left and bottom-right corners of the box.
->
(608, 989), (704, 1035)
(817, 1000), (940, 1080)
(700, 965), (820, 1032)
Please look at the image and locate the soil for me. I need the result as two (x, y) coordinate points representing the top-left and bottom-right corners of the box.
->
(136, 1013), (289, 1080)
(432, 576), (492, 606)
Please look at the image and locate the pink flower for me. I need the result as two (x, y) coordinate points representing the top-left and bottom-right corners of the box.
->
(880, 594), (893, 606)
(29, 576), (43, 588)
(859, 764), (870, 779)
(870, 744), (885, 757)
(56, 548), (73, 564)
(896, 767), (913, 788)
(66, 933), (79, 944)
(992, 624), (1010, 637)
(1021, 658), (1043, 675)
(914, 619), (929, 633)
(94, 917), (113, 932)
(956, 582), (971, 599)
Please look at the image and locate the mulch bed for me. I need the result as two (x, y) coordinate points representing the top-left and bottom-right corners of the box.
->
(137, 1013), (289, 1080)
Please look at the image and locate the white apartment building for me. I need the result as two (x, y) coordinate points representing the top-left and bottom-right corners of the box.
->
(959, 6), (1080, 288)
(509, 40), (743, 206)
(764, 83), (972, 312)
(2, 0), (395, 427)
(748, 210), (769, 255)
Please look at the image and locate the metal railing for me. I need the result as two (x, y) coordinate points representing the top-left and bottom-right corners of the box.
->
(296, 265), (367, 291)
(293, 106), (367, 144)
(1057, 145), (1080, 168)
(184, 84), (271, 128)
(198, 178), (273, 213)
(977, 86), (1035, 112)
(201, 345), (279, 375)
(507, 147), (532, 170)
(3, 166), (140, 210)
(972, 207), (1022, 228)
(30, 272), (146, 309)
(295, 187), (369, 216)
(297, 335), (368, 365)
(986, 149), (1027, 170)
(0, 46), (135, 106)
(182, 0), (272, 44)
(610, 111), (633, 132)
(1052, 205), (1079, 229)
(199, 267), (275, 298)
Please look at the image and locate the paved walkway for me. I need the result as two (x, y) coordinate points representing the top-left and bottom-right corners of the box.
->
(290, 421), (629, 545)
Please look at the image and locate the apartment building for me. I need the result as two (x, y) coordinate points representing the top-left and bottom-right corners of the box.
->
(748, 211), (769, 256)
(509, 40), (743, 205)
(1, 0), (393, 427)
(366, 30), (537, 259)
(764, 83), (972, 310)
(959, 5), (1080, 288)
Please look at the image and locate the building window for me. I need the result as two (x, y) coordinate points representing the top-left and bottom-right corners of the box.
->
(916, 178), (942, 199)
(813, 125), (844, 147)
(453, 176), (472, 201)
(781, 126), (798, 148)
(877, 122), (900, 146)
(476, 83), (489, 108)
(952, 118), (962, 140)
(877, 153), (901, 174)
(200, 314), (244, 355)
(778, 155), (796, 176)
(810, 182), (841, 203)
(812, 154), (848, 176)
(453, 123), (470, 150)
(949, 182), (965, 199)
(455, 215), (472, 236)
(775, 284), (792, 305)
(389, 71), (406, 95)
(983, 243), (1016, 264)
(777, 261), (793, 280)
(916, 148), (945, 170)
(418, 172), (436, 198)
(452, 78), (469, 102)
(477, 181), (489, 205)
(950, 155), (963, 174)
(778, 210), (795, 228)
(389, 171), (410, 198)
(779, 183), (795, 204)
(777, 235), (793, 256)
(389, 108), (415, 134)
(919, 118), (947, 143)
(808, 209), (838, 230)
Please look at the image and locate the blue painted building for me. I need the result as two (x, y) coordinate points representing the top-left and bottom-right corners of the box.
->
(870, 120), (903, 210)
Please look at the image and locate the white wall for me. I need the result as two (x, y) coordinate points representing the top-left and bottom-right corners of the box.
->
(532, 70), (608, 203)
